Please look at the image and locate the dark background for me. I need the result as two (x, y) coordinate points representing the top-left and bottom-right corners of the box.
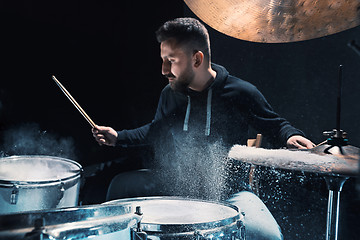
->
(0, 1), (359, 239)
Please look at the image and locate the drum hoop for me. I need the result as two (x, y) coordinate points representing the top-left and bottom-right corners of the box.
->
(144, 221), (239, 237)
(141, 215), (240, 233)
(0, 203), (135, 231)
(0, 175), (81, 187)
(106, 196), (241, 233)
(0, 155), (82, 186)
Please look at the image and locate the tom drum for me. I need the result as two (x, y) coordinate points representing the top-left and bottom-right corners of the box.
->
(0, 155), (82, 214)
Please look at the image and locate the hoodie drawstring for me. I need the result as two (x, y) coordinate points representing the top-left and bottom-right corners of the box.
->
(183, 88), (212, 136)
(183, 95), (191, 132)
(205, 88), (212, 136)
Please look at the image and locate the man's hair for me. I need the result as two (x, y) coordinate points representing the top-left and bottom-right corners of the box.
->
(156, 17), (211, 61)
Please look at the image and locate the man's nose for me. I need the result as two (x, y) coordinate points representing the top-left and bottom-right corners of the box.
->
(162, 61), (170, 76)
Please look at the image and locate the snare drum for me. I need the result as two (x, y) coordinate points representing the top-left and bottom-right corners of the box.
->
(0, 155), (82, 214)
(106, 196), (245, 240)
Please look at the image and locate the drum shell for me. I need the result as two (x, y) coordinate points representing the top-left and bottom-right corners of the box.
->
(0, 155), (82, 214)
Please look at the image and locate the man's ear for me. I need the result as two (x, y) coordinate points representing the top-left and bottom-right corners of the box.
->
(193, 51), (204, 68)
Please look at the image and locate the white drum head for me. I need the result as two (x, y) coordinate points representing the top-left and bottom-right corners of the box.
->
(106, 196), (241, 233)
(0, 155), (82, 183)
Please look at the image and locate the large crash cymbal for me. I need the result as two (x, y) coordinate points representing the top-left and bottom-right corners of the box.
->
(228, 144), (359, 176)
(184, 0), (360, 43)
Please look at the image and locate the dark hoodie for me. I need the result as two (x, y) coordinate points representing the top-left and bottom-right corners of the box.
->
(115, 64), (304, 199)
(116, 63), (304, 149)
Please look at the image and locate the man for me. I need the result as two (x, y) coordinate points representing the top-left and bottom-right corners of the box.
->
(93, 18), (314, 240)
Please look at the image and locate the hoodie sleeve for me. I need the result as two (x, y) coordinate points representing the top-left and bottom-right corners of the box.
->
(116, 123), (152, 147)
(240, 82), (304, 147)
(116, 86), (173, 147)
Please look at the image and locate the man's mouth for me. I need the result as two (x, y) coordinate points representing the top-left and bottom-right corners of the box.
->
(165, 74), (175, 80)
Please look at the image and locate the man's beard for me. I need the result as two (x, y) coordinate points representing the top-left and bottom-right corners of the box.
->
(169, 67), (195, 94)
(170, 78), (190, 93)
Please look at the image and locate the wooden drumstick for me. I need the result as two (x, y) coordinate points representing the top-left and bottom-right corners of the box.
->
(52, 75), (96, 128)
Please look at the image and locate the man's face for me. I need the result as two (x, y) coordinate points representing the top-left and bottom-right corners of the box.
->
(160, 39), (195, 93)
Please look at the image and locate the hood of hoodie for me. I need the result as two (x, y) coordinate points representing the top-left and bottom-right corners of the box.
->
(209, 63), (229, 91)
(186, 63), (229, 95)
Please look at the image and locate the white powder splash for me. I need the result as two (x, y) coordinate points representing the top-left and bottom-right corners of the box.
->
(229, 145), (330, 239)
(0, 122), (77, 160)
(0, 156), (81, 181)
(154, 136), (242, 202)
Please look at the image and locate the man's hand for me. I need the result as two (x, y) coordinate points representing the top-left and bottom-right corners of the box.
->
(92, 125), (118, 146)
(287, 135), (315, 149)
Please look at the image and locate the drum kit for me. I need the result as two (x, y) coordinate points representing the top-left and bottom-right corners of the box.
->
(0, 193), (245, 239)
(1, 137), (358, 240)
(0, 139), (358, 240)
(1, 0), (360, 239)
(0, 87), (358, 239)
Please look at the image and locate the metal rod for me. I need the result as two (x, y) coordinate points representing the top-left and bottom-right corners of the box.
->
(324, 176), (348, 240)
(52, 75), (96, 128)
(336, 65), (343, 132)
(326, 190), (340, 240)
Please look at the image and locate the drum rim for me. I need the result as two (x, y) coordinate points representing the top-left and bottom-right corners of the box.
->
(106, 196), (241, 233)
(0, 155), (83, 186)
(0, 203), (140, 240)
(0, 203), (135, 230)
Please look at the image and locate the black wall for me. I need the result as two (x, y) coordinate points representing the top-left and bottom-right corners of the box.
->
(0, 0), (184, 165)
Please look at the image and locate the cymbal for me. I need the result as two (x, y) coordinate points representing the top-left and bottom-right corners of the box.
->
(308, 144), (360, 160)
(184, 0), (360, 43)
(228, 145), (359, 176)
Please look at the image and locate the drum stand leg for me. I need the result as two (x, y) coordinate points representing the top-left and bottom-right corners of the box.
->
(324, 176), (349, 240)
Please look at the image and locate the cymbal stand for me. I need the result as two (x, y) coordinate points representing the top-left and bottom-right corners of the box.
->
(322, 127), (350, 240)
(321, 65), (349, 240)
